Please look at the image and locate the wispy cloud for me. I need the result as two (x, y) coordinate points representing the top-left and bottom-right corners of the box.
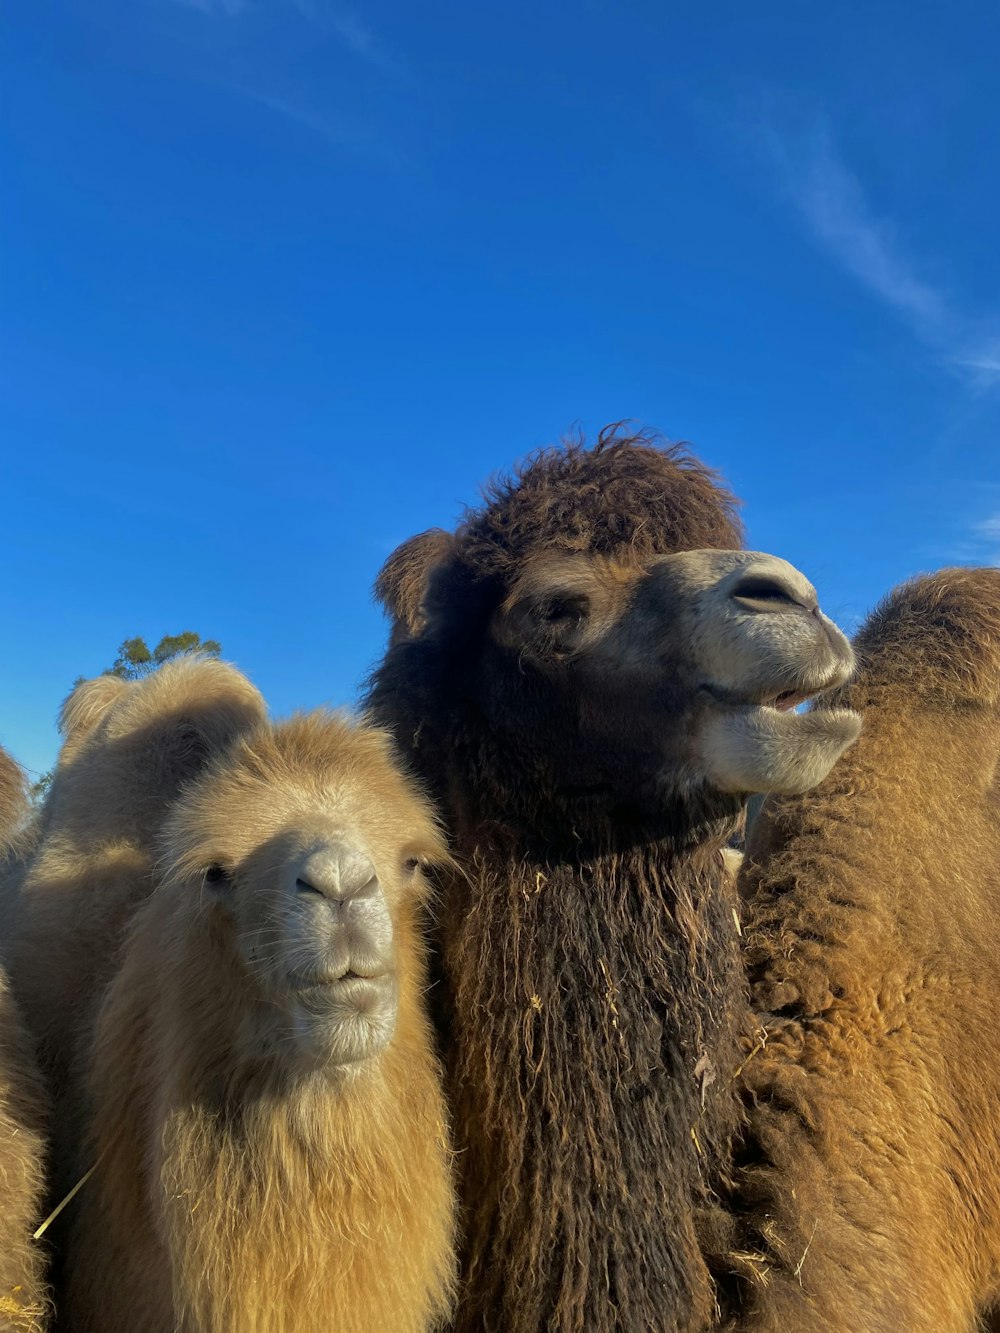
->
(173, 0), (249, 14)
(288, 1), (393, 68)
(166, 0), (401, 159)
(941, 506), (1000, 568)
(956, 343), (1000, 391)
(171, 0), (394, 69)
(236, 87), (398, 162)
(760, 117), (1000, 389)
(325, 9), (392, 69)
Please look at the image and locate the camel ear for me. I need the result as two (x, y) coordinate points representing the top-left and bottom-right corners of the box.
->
(57, 674), (131, 763)
(375, 529), (457, 639)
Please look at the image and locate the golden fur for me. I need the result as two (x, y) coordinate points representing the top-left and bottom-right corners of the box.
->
(0, 953), (49, 1332)
(720, 569), (1000, 1330)
(0, 744), (49, 1329)
(61, 711), (456, 1333)
(0, 744), (29, 847)
(0, 657), (267, 1216)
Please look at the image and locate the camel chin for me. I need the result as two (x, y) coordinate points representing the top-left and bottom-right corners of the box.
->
(698, 702), (862, 795)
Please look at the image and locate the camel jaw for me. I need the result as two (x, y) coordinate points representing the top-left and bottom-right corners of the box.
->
(697, 699), (862, 795)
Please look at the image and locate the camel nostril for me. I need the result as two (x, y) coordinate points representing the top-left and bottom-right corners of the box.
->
(730, 572), (818, 614)
(294, 844), (381, 903)
(349, 875), (381, 902)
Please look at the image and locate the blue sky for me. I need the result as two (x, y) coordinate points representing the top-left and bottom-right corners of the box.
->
(3, 0), (999, 779)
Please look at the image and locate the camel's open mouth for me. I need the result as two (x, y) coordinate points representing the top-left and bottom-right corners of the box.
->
(761, 688), (812, 713)
(703, 683), (832, 713)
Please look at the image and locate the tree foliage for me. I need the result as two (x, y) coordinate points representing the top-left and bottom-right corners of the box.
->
(109, 631), (222, 681)
(30, 631), (223, 801)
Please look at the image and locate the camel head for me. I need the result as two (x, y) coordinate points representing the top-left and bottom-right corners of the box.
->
(372, 430), (860, 843)
(491, 545), (860, 797)
(160, 713), (448, 1073)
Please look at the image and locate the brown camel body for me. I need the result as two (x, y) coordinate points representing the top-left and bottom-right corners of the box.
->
(724, 568), (1000, 1332)
(60, 712), (456, 1333)
(0, 745), (49, 1330)
(368, 427), (861, 1332)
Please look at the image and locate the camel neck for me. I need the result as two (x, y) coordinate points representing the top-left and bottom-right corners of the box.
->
(436, 839), (749, 1333)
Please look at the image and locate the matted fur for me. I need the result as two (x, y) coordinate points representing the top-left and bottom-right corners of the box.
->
(0, 745), (49, 1329)
(0, 657), (267, 1221)
(62, 712), (456, 1333)
(719, 568), (1000, 1330)
(369, 428), (753, 1331)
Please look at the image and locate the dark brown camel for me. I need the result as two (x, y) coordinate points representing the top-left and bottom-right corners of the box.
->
(367, 426), (860, 1333)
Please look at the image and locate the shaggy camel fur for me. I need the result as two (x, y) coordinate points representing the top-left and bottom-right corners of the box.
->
(62, 711), (456, 1333)
(0, 746), (49, 1331)
(0, 744), (28, 847)
(0, 658), (266, 1211)
(720, 567), (1000, 1332)
(0, 965), (48, 1332)
(368, 426), (860, 1332)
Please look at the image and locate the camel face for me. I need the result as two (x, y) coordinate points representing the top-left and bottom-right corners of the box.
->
(487, 546), (860, 801)
(226, 829), (401, 1069)
(160, 716), (446, 1074)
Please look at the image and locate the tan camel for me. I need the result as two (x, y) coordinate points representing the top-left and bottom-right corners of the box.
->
(60, 711), (457, 1333)
(723, 568), (1000, 1332)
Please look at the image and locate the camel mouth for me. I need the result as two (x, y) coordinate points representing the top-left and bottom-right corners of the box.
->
(759, 688), (812, 713)
(702, 671), (850, 717)
(287, 968), (390, 993)
(697, 678), (862, 796)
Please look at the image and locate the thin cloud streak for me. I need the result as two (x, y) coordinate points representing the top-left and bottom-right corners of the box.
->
(174, 0), (249, 12)
(944, 511), (1000, 568)
(171, 0), (395, 69)
(235, 87), (399, 163)
(762, 117), (1000, 389)
(326, 9), (393, 69)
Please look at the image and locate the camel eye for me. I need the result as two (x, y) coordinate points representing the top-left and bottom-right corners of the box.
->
(205, 864), (229, 888)
(541, 595), (587, 626)
(403, 857), (421, 876)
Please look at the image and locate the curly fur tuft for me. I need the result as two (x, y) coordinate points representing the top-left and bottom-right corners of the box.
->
(457, 423), (743, 577)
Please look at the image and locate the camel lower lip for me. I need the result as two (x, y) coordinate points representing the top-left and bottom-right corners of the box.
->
(288, 972), (388, 992)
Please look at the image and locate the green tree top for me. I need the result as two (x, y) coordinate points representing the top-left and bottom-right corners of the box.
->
(109, 631), (222, 681)
(31, 631), (223, 801)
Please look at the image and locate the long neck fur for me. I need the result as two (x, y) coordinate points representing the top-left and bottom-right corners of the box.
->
(437, 830), (749, 1333)
(67, 898), (456, 1333)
